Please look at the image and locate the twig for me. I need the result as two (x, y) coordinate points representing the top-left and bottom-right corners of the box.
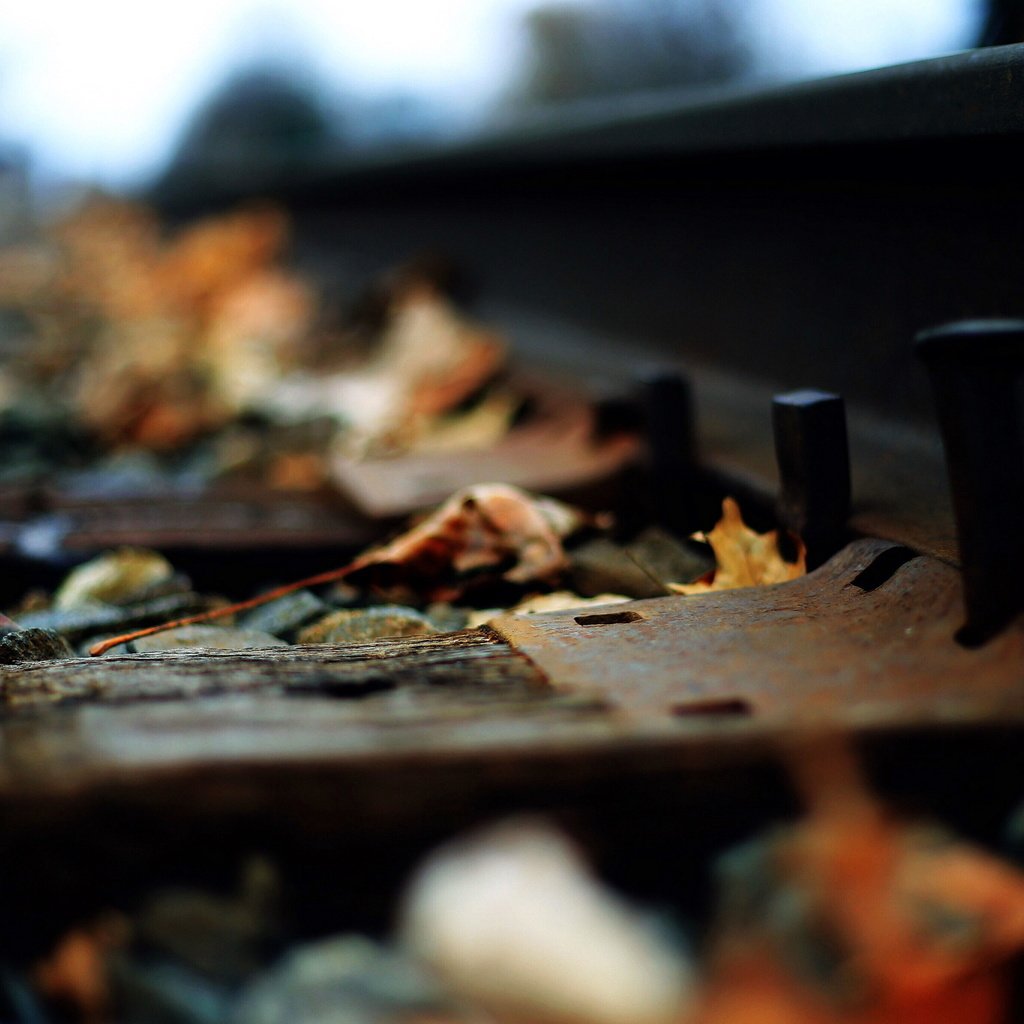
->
(88, 561), (365, 656)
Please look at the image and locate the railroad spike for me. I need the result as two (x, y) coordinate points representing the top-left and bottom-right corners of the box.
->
(638, 366), (697, 535)
(916, 319), (1024, 644)
(772, 389), (851, 570)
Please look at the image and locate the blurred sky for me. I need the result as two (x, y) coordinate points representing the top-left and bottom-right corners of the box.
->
(0, 0), (983, 187)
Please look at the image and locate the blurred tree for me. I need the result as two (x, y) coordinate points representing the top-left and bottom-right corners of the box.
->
(152, 63), (450, 205)
(165, 65), (337, 171)
(511, 0), (752, 106)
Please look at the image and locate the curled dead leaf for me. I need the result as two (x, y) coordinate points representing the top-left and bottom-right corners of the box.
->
(90, 484), (604, 654)
(349, 483), (598, 601)
(32, 915), (129, 1024)
(669, 497), (805, 594)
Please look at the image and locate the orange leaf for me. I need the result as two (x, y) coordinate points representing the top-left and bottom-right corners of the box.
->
(668, 498), (805, 594)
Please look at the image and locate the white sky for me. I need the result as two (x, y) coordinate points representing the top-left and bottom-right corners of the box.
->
(0, 0), (982, 186)
(751, 0), (981, 75)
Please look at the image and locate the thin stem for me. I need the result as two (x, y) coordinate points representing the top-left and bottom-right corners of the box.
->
(88, 561), (364, 656)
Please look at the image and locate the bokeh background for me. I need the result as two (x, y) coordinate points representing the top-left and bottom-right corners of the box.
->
(0, 0), (1001, 194)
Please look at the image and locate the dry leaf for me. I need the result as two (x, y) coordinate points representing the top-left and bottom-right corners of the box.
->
(347, 483), (595, 601)
(6, 198), (310, 453)
(287, 289), (508, 457)
(669, 497), (805, 594)
(158, 205), (288, 313)
(384, 289), (505, 422)
(408, 389), (522, 454)
(203, 268), (313, 414)
(1, 199), (522, 476)
(89, 484), (604, 654)
(32, 915), (128, 1024)
(466, 590), (630, 627)
(698, 743), (1024, 1024)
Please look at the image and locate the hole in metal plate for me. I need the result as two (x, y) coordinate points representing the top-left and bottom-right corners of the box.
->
(848, 546), (919, 593)
(574, 610), (645, 626)
(671, 698), (752, 718)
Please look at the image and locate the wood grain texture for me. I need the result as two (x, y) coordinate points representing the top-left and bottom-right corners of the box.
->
(0, 630), (547, 709)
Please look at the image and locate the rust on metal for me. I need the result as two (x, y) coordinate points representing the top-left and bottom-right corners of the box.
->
(1, 538), (1021, 805)
(490, 538), (1024, 727)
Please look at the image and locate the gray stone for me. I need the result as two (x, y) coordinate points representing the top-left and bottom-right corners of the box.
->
(569, 538), (668, 599)
(122, 572), (197, 604)
(231, 937), (450, 1024)
(570, 528), (713, 599)
(240, 590), (329, 640)
(628, 527), (714, 589)
(18, 592), (213, 643)
(54, 548), (175, 609)
(322, 580), (361, 608)
(425, 603), (470, 632)
(131, 626), (289, 654)
(134, 857), (281, 986)
(0, 627), (75, 664)
(297, 607), (438, 645)
(109, 955), (231, 1024)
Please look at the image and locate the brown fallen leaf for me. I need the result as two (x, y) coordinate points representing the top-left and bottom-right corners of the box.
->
(386, 287), (506, 422)
(697, 742), (1024, 1024)
(90, 484), (597, 654)
(32, 915), (129, 1024)
(407, 388), (522, 455)
(158, 204), (289, 315)
(347, 482), (596, 602)
(280, 287), (508, 457)
(695, 955), (1004, 1024)
(668, 497), (805, 594)
(49, 200), (309, 451)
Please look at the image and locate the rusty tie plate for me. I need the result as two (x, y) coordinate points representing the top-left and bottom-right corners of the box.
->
(489, 539), (1024, 728)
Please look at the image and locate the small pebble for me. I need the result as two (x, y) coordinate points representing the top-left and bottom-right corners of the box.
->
(134, 857), (281, 983)
(231, 936), (450, 1024)
(321, 580), (361, 607)
(0, 628), (75, 665)
(570, 528), (713, 599)
(19, 592), (216, 643)
(570, 538), (667, 599)
(240, 590), (329, 640)
(54, 547), (175, 609)
(629, 527), (714, 587)
(401, 821), (692, 1024)
(130, 626), (288, 654)
(120, 572), (196, 604)
(108, 956), (231, 1024)
(297, 607), (438, 645)
(425, 603), (470, 632)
